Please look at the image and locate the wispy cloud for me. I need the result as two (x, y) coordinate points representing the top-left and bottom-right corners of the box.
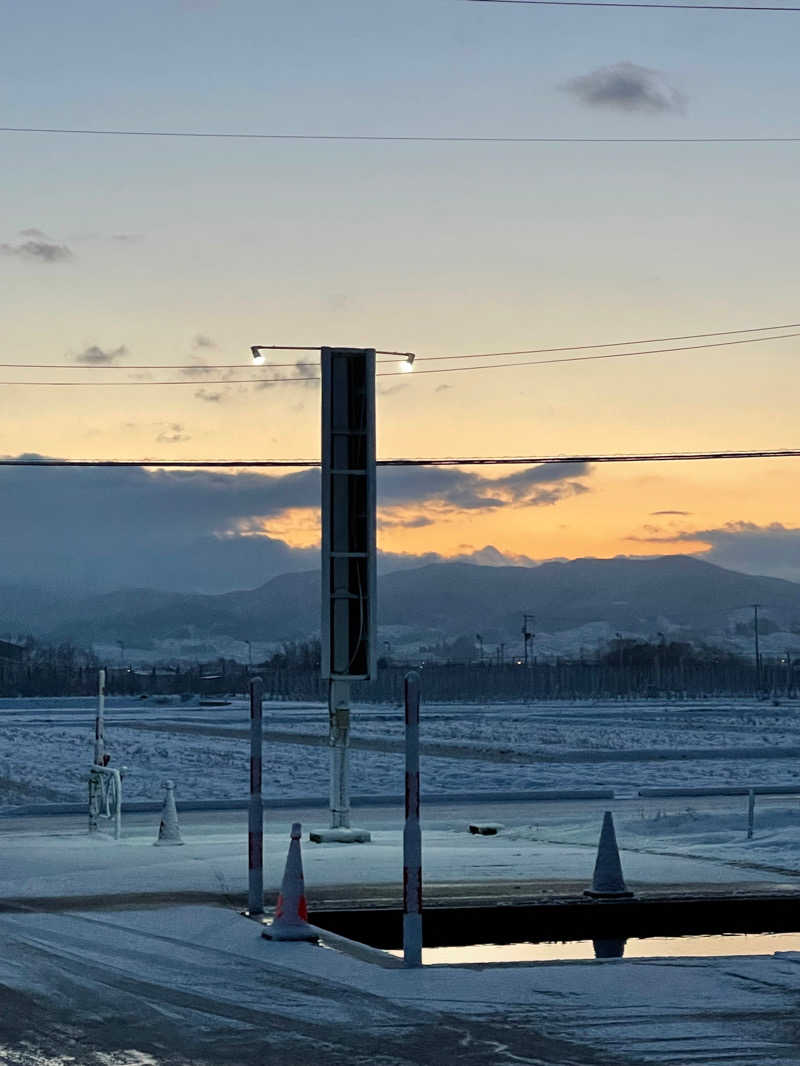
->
(194, 387), (225, 403)
(0, 239), (73, 263)
(563, 62), (686, 115)
(156, 423), (191, 444)
(651, 509), (692, 516)
(192, 334), (217, 349)
(73, 345), (128, 366)
(254, 360), (319, 390)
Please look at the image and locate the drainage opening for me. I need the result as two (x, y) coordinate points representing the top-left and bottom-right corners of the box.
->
(310, 893), (800, 963)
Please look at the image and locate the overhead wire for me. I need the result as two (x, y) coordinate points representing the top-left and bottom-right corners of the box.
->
(1, 450), (800, 468)
(4, 320), (797, 371)
(2, 330), (798, 385)
(464, 0), (800, 8)
(1, 126), (800, 144)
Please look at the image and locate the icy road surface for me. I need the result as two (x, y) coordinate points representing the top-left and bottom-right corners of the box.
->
(3, 905), (800, 1065)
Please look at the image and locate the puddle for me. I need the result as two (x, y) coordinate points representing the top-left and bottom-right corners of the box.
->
(388, 932), (800, 965)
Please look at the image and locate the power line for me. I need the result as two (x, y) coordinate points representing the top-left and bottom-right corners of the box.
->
(406, 330), (800, 377)
(2, 126), (800, 144)
(7, 321), (797, 371)
(465, 0), (800, 9)
(422, 321), (800, 362)
(1, 449), (800, 468)
(2, 330), (798, 386)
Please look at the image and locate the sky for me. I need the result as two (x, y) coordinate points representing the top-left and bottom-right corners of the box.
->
(1, 0), (800, 593)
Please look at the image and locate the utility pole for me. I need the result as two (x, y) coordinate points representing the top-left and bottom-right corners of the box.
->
(752, 604), (761, 693)
(522, 613), (535, 666)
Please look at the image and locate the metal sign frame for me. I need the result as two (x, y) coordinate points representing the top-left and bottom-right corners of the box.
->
(320, 346), (377, 682)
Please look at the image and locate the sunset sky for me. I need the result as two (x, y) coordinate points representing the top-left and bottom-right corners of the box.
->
(2, 0), (800, 592)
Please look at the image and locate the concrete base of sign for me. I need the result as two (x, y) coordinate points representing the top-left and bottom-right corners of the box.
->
(308, 828), (372, 844)
(468, 823), (505, 836)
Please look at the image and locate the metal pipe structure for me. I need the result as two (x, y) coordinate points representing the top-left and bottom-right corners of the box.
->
(403, 671), (423, 968)
(329, 679), (351, 829)
(248, 676), (265, 915)
(93, 667), (105, 766)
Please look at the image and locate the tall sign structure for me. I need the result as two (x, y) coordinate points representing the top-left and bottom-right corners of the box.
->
(321, 347), (377, 830)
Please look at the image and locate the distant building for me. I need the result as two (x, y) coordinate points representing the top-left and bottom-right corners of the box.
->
(0, 639), (26, 689)
(0, 640), (24, 663)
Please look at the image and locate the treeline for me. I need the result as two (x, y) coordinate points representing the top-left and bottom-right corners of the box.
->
(1, 636), (795, 701)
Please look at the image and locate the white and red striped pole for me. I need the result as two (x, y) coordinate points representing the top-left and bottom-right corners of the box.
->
(93, 667), (106, 766)
(403, 670), (423, 968)
(248, 676), (264, 916)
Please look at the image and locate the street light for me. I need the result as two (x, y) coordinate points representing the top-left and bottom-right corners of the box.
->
(249, 345), (415, 372)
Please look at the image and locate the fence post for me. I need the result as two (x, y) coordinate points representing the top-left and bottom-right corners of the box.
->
(403, 670), (423, 968)
(94, 667), (105, 766)
(248, 676), (265, 915)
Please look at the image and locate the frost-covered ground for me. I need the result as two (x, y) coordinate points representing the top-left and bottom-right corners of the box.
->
(6, 695), (800, 1064)
(4, 695), (800, 806)
(3, 901), (800, 1064)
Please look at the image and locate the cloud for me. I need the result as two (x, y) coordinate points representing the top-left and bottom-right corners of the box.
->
(0, 460), (322, 594)
(651, 510), (691, 516)
(627, 520), (800, 582)
(435, 384), (452, 393)
(194, 387), (225, 403)
(18, 227), (49, 238)
(563, 62), (685, 114)
(378, 514), (435, 530)
(73, 345), (128, 365)
(156, 423), (191, 444)
(111, 233), (142, 243)
(192, 334), (216, 349)
(254, 360), (320, 390)
(182, 362), (215, 378)
(0, 459), (590, 594)
(378, 544), (538, 573)
(0, 240), (73, 263)
(377, 462), (591, 513)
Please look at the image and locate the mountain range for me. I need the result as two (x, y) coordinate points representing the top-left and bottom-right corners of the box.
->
(2, 555), (800, 655)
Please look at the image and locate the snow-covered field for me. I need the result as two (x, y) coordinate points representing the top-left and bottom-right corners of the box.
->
(4, 695), (800, 806)
(4, 694), (800, 1064)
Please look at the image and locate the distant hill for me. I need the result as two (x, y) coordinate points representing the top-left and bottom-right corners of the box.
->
(4, 555), (800, 651)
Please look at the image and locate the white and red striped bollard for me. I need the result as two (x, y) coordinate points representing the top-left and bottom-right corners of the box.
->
(248, 676), (264, 916)
(403, 671), (422, 967)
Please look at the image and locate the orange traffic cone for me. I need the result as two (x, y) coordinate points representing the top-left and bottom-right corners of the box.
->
(262, 822), (317, 941)
(585, 811), (633, 899)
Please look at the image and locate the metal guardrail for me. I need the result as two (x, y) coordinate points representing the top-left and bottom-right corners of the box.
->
(0, 787), (615, 818)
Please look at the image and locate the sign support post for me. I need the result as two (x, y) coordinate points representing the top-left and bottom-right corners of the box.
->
(248, 676), (264, 915)
(318, 347), (376, 843)
(403, 670), (423, 967)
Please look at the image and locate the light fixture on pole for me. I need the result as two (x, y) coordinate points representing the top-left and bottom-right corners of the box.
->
(249, 344), (414, 372)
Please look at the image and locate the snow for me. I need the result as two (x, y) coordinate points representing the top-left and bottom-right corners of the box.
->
(6, 695), (800, 809)
(3, 903), (800, 1064)
(6, 696), (800, 1062)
